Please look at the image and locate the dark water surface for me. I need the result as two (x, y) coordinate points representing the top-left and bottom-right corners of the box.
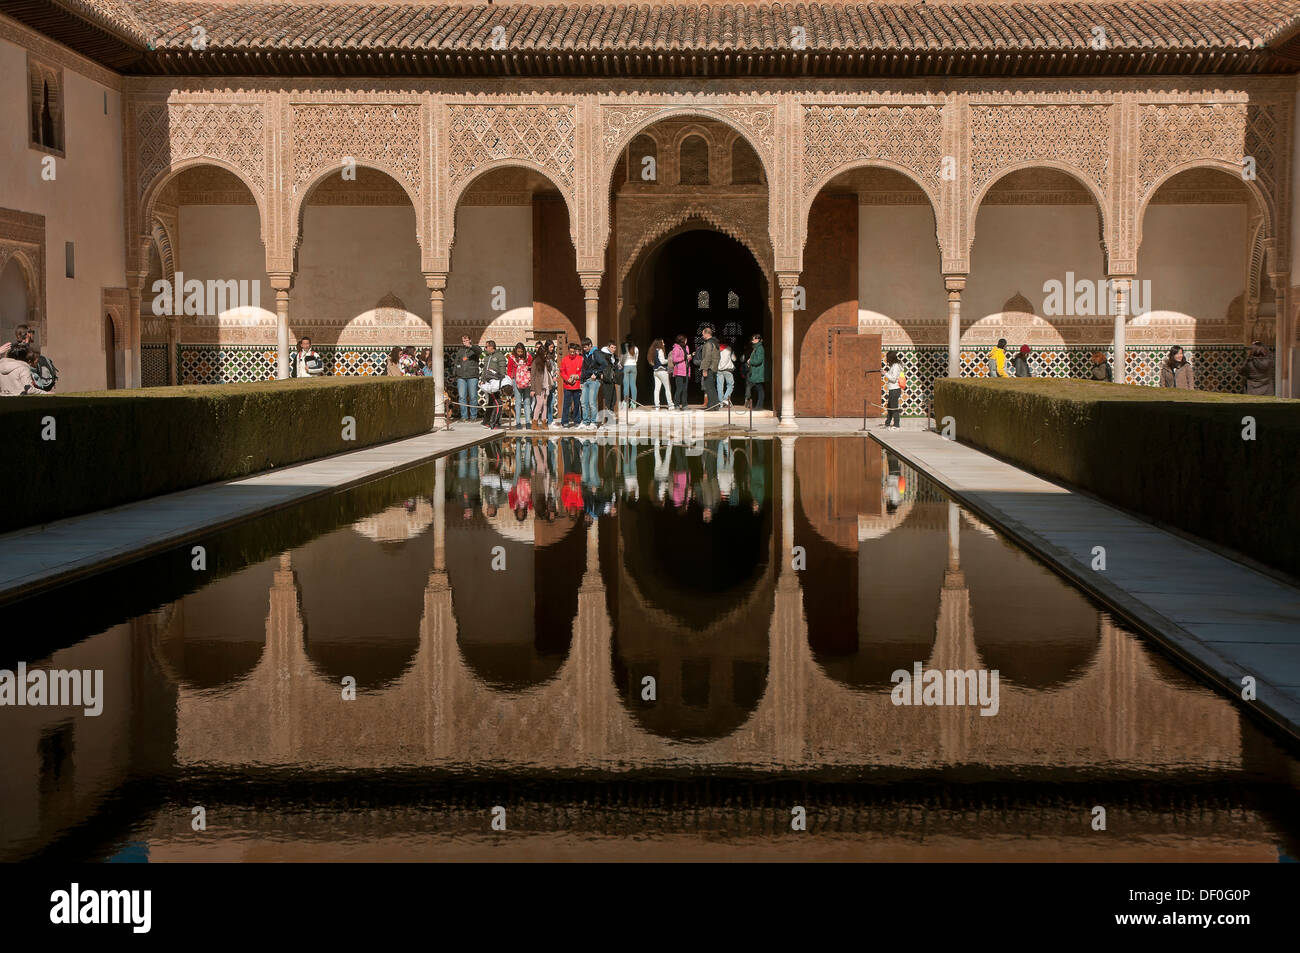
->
(2, 436), (1297, 862)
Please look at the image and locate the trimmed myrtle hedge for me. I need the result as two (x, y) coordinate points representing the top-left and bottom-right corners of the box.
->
(933, 378), (1300, 577)
(2, 376), (435, 532)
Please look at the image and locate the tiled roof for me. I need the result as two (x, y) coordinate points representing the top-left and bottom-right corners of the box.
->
(131, 2), (1300, 53)
(48, 1), (152, 43)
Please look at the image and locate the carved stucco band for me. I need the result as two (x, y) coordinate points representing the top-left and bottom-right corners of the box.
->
(120, 85), (1292, 295)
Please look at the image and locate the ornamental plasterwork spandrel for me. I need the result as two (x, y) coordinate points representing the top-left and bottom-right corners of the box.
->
(135, 101), (266, 204)
(801, 104), (944, 199)
(291, 103), (423, 199)
(1137, 103), (1251, 202)
(970, 103), (1112, 207)
(445, 104), (576, 193)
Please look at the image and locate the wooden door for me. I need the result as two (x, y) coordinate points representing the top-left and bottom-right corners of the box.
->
(831, 332), (882, 417)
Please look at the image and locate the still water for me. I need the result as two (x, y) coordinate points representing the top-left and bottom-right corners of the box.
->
(2, 436), (1297, 861)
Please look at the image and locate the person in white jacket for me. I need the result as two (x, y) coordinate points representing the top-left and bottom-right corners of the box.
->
(649, 337), (674, 409)
(294, 337), (326, 378)
(717, 342), (736, 406)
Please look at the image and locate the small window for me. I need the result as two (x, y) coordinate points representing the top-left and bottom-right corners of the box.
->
(28, 57), (64, 154)
(678, 135), (709, 185)
(103, 91), (108, 115)
(697, 290), (709, 309)
(65, 242), (75, 278)
(727, 290), (739, 309)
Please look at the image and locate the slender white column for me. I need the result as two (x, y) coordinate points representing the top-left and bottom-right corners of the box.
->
(945, 276), (966, 378)
(778, 273), (798, 429)
(270, 273), (293, 380)
(1110, 276), (1131, 384)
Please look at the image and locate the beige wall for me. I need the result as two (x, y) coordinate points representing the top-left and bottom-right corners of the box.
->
(296, 205), (426, 331)
(446, 205), (533, 344)
(175, 204), (272, 326)
(0, 33), (124, 391)
(858, 204), (946, 343)
(1137, 203), (1247, 333)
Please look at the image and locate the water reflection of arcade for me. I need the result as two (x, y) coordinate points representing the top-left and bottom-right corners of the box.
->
(141, 438), (1254, 773)
(606, 438), (775, 740)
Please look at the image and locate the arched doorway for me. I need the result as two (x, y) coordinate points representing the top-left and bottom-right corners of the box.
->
(627, 228), (770, 406)
(103, 314), (116, 389)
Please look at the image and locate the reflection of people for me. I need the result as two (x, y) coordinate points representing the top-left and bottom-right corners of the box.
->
(885, 453), (902, 513)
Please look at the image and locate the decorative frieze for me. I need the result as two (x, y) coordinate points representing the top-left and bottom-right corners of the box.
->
(802, 105), (943, 198)
(292, 103), (421, 199)
(135, 101), (266, 204)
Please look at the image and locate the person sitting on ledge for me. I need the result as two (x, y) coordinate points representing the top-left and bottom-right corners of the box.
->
(0, 344), (41, 396)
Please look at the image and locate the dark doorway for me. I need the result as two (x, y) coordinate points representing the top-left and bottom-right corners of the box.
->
(104, 315), (116, 389)
(629, 228), (770, 407)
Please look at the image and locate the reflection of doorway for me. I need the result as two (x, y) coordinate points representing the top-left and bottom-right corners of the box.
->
(103, 315), (116, 389)
(629, 228), (770, 406)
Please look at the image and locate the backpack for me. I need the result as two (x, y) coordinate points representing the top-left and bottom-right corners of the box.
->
(599, 354), (619, 385)
(986, 353), (998, 376)
(32, 355), (58, 392)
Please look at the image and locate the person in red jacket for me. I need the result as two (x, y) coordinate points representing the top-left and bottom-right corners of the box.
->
(559, 342), (584, 428)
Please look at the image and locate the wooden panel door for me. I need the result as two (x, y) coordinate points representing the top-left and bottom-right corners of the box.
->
(832, 332), (882, 417)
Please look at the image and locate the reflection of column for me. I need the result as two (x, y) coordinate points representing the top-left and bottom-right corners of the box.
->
(434, 456), (446, 572)
(425, 273), (447, 419)
(1110, 276), (1131, 385)
(928, 503), (977, 760)
(574, 521), (612, 759)
(777, 273), (799, 429)
(421, 566), (455, 760)
(1098, 615), (1138, 761)
(268, 552), (305, 759)
(580, 272), (601, 343)
(270, 273), (294, 380)
(945, 275), (966, 378)
(770, 435), (806, 761)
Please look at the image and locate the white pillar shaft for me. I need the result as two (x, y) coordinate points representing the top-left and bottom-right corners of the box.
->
(275, 289), (290, 380)
(1111, 278), (1130, 385)
(779, 278), (797, 428)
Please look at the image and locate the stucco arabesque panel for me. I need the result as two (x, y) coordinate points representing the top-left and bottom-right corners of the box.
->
(599, 101), (778, 262)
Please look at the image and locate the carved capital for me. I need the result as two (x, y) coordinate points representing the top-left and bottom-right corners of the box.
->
(424, 273), (448, 294)
(579, 272), (603, 294)
(268, 273), (294, 293)
(944, 275), (967, 295)
(777, 272), (801, 292)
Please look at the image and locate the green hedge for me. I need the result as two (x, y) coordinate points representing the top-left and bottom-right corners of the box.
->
(932, 378), (1300, 577)
(2, 376), (434, 532)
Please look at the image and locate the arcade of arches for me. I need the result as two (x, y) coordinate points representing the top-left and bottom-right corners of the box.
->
(3, 4), (1300, 410)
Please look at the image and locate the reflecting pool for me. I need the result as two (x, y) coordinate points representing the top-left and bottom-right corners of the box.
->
(2, 436), (1297, 862)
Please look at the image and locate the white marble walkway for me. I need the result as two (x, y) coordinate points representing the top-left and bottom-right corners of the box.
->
(872, 428), (1300, 741)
